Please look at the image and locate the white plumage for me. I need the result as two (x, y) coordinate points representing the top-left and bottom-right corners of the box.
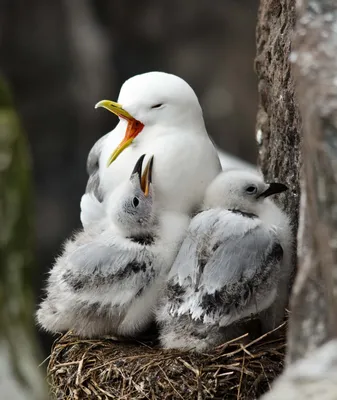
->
(37, 155), (190, 338)
(81, 71), (222, 228)
(216, 147), (256, 171)
(39, 71), (276, 349)
(156, 169), (292, 352)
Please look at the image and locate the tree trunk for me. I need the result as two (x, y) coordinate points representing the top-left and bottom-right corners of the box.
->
(258, 0), (337, 397)
(0, 78), (46, 399)
(287, 0), (337, 364)
(255, 0), (301, 298)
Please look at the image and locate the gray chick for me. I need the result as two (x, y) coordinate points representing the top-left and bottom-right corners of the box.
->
(156, 169), (292, 352)
(36, 154), (189, 338)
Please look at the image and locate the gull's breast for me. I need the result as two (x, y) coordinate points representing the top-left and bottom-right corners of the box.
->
(99, 125), (220, 214)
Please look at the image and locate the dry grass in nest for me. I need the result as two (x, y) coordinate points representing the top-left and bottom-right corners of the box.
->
(47, 322), (286, 399)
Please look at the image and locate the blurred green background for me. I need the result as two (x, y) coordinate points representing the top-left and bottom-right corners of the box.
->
(0, 78), (45, 399)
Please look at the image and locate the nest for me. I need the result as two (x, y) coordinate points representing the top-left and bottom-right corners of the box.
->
(47, 323), (286, 400)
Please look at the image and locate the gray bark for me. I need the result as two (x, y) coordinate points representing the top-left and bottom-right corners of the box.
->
(287, 0), (337, 363)
(260, 0), (337, 397)
(255, 0), (301, 299)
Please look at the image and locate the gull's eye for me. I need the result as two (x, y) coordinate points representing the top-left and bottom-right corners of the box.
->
(151, 103), (163, 109)
(132, 197), (140, 207)
(245, 185), (257, 195)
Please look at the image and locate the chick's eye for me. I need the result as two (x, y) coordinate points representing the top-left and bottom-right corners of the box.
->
(151, 103), (163, 109)
(132, 197), (139, 207)
(246, 186), (257, 194)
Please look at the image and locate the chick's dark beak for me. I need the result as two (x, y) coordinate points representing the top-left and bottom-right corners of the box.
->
(130, 154), (146, 185)
(130, 154), (154, 196)
(141, 156), (154, 197)
(259, 182), (288, 198)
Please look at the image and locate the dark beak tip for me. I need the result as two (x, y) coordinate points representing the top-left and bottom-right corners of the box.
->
(260, 182), (288, 198)
(131, 154), (146, 179)
(274, 182), (288, 193)
(269, 182), (289, 196)
(148, 155), (154, 184)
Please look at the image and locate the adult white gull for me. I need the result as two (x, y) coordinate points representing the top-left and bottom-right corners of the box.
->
(81, 71), (222, 228)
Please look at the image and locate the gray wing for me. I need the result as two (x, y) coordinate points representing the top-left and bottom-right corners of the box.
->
(60, 234), (157, 295)
(167, 209), (234, 287)
(163, 209), (224, 314)
(85, 133), (108, 202)
(197, 212), (283, 325)
(200, 219), (281, 289)
(163, 209), (283, 324)
(37, 232), (158, 337)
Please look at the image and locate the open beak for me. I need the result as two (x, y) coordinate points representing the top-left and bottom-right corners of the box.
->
(258, 182), (288, 198)
(130, 154), (154, 197)
(130, 154), (146, 180)
(95, 100), (144, 166)
(141, 156), (154, 197)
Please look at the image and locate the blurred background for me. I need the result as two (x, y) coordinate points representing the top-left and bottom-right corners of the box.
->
(0, 0), (258, 355)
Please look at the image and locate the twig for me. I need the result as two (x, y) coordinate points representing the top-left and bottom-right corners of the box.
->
(237, 352), (245, 400)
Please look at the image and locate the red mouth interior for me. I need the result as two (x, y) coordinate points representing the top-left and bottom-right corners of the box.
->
(124, 118), (144, 140)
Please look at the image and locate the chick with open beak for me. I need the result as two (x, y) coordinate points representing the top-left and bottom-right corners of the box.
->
(37, 153), (190, 339)
(106, 154), (156, 238)
(95, 100), (144, 166)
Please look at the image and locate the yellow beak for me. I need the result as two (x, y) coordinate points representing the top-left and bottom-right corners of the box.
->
(95, 100), (144, 166)
(95, 100), (134, 120)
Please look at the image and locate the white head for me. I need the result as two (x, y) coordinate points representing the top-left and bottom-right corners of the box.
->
(106, 154), (157, 236)
(203, 169), (288, 216)
(95, 72), (205, 165)
(118, 72), (203, 128)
